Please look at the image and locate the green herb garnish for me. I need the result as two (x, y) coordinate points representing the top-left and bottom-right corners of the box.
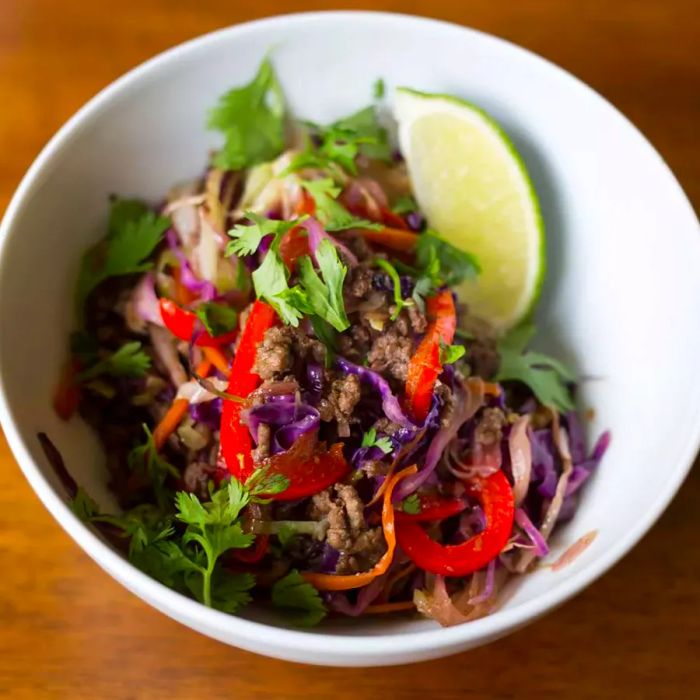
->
(495, 324), (575, 411)
(207, 58), (285, 170)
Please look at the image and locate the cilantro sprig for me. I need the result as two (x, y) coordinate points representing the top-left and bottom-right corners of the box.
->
(127, 424), (180, 510)
(495, 324), (576, 411)
(300, 178), (382, 232)
(440, 341), (466, 365)
(77, 341), (151, 382)
(400, 494), (421, 515)
(361, 427), (393, 455)
(227, 213), (298, 257)
(207, 58), (285, 170)
(374, 258), (406, 321)
(271, 570), (327, 626)
(296, 240), (350, 332)
(75, 200), (169, 318)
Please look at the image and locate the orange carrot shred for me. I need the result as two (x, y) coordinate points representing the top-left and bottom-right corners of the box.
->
(202, 346), (231, 377)
(302, 464), (418, 591)
(359, 227), (418, 252)
(153, 359), (211, 452)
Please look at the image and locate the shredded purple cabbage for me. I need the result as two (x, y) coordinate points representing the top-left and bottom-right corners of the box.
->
(336, 357), (415, 429)
(241, 395), (320, 455)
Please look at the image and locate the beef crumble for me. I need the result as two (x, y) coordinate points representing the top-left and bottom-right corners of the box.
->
(309, 484), (386, 574)
(474, 407), (507, 446)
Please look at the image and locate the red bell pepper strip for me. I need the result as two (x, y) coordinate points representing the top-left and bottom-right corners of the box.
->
(256, 436), (350, 501)
(230, 534), (270, 564)
(220, 300), (278, 480)
(395, 470), (515, 577)
(395, 494), (468, 523)
(404, 290), (457, 422)
(159, 298), (239, 347)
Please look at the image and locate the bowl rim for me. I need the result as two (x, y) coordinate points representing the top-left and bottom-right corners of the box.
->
(1, 9), (699, 662)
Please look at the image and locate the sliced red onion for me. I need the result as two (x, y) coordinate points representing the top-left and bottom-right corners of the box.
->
(394, 378), (485, 501)
(168, 202), (200, 248)
(128, 273), (163, 328)
(176, 377), (228, 404)
(327, 576), (385, 617)
(301, 217), (358, 266)
(516, 411), (573, 573)
(550, 530), (597, 571)
(514, 508), (550, 557)
(509, 414), (532, 506)
(468, 559), (496, 605)
(195, 210), (222, 283)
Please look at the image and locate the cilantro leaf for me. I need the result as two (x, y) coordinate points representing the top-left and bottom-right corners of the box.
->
(300, 178), (382, 231)
(297, 240), (350, 331)
(175, 480), (255, 607)
(252, 243), (304, 326)
(108, 198), (150, 238)
(361, 427), (393, 455)
(77, 341), (151, 382)
(416, 230), (481, 288)
(440, 341), (466, 365)
(207, 58), (285, 170)
(128, 424), (179, 510)
(332, 105), (392, 162)
(210, 571), (256, 614)
(374, 258), (406, 321)
(75, 203), (169, 317)
(392, 195), (418, 215)
(70, 487), (100, 521)
(495, 324), (576, 411)
(309, 316), (337, 367)
(227, 212), (298, 257)
(195, 302), (238, 338)
(271, 570), (327, 627)
(401, 494), (421, 515)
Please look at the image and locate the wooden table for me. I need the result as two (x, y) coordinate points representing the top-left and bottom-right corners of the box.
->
(1, 1), (698, 697)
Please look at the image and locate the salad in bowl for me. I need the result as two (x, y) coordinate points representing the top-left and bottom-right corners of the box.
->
(43, 57), (608, 627)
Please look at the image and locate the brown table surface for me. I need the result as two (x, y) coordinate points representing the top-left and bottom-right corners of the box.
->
(1, 1), (698, 697)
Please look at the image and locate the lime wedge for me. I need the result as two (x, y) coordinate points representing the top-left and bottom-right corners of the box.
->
(394, 88), (545, 331)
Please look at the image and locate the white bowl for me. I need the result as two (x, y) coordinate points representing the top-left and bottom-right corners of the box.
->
(1, 11), (699, 667)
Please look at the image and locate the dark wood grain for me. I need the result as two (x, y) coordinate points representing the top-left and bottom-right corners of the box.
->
(0, 1), (698, 697)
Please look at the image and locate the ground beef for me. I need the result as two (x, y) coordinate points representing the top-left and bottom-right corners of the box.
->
(252, 423), (272, 463)
(182, 461), (216, 500)
(345, 264), (374, 299)
(435, 381), (456, 427)
(393, 305), (428, 335)
(253, 326), (326, 381)
(317, 374), (361, 436)
(309, 484), (386, 574)
(359, 459), (390, 478)
(253, 327), (294, 380)
(367, 327), (413, 381)
(474, 407), (507, 446)
(373, 417), (401, 436)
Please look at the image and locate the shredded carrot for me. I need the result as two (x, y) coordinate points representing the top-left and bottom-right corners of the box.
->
(153, 359), (212, 451)
(359, 226), (418, 252)
(482, 381), (502, 397)
(365, 601), (416, 614)
(202, 346), (231, 377)
(302, 464), (418, 591)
